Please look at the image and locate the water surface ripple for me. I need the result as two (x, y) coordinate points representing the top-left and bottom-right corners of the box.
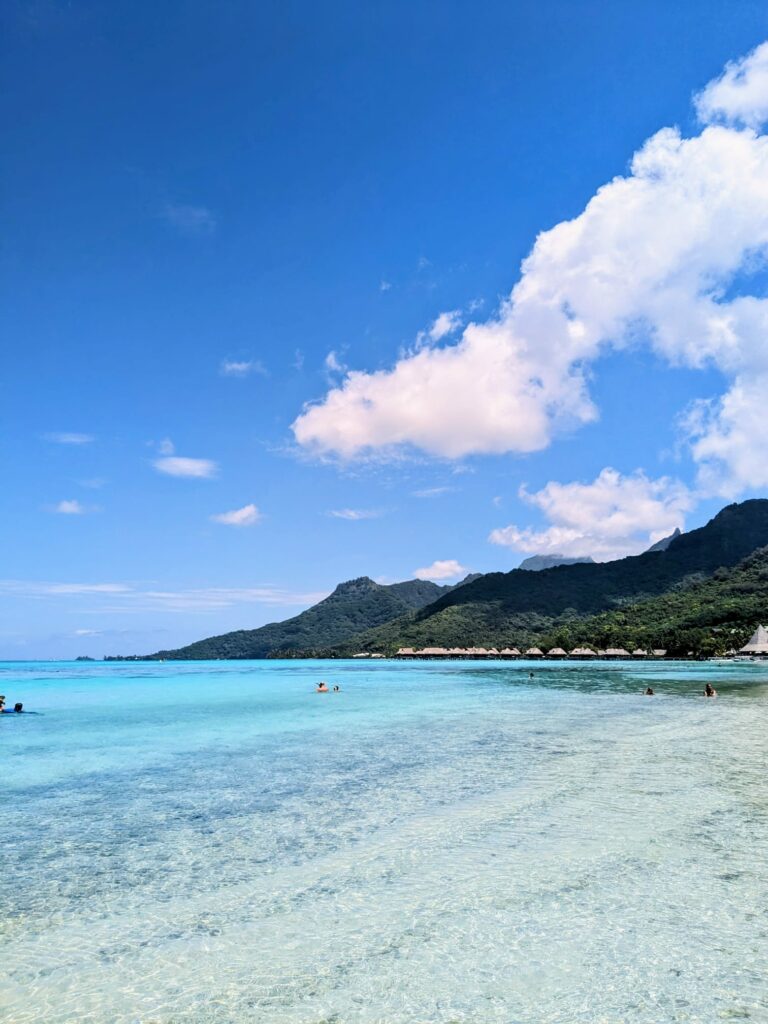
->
(1, 659), (767, 1023)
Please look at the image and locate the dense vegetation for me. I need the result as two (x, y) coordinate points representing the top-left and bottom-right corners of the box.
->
(540, 545), (768, 656)
(327, 500), (768, 654)
(145, 577), (454, 660)
(137, 499), (768, 661)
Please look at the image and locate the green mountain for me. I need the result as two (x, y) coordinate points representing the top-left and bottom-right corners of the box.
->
(330, 500), (768, 653)
(540, 544), (768, 657)
(518, 553), (595, 571)
(145, 576), (455, 660)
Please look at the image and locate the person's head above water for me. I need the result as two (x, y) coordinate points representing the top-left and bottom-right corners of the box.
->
(704, 682), (716, 696)
(645, 687), (654, 696)
(13, 703), (22, 713)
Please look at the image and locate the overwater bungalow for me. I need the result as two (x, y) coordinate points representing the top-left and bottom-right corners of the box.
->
(548, 647), (567, 658)
(500, 647), (521, 658)
(604, 647), (631, 658)
(631, 648), (648, 658)
(525, 647), (544, 658)
(652, 649), (667, 658)
(570, 647), (596, 658)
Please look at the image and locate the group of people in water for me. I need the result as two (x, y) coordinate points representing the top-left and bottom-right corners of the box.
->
(315, 682), (340, 693)
(0, 695), (24, 713)
(643, 683), (717, 697)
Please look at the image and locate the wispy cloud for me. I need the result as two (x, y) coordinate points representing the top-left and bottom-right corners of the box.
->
(153, 456), (217, 479)
(413, 559), (468, 581)
(211, 503), (262, 527)
(327, 508), (382, 521)
(219, 359), (267, 378)
(412, 486), (453, 498)
(44, 432), (94, 445)
(0, 580), (327, 612)
(162, 203), (216, 235)
(380, 280), (392, 292)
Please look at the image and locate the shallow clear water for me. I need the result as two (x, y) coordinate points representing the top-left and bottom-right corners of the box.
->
(2, 658), (768, 1024)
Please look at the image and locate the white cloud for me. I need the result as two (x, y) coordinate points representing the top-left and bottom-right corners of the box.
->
(489, 468), (692, 561)
(220, 359), (267, 378)
(291, 40), (768, 496)
(153, 456), (217, 479)
(211, 503), (262, 527)
(54, 499), (87, 515)
(44, 432), (94, 445)
(74, 629), (102, 637)
(412, 486), (453, 498)
(427, 310), (462, 342)
(0, 580), (327, 612)
(325, 350), (346, 374)
(0, 582), (130, 596)
(380, 280), (392, 292)
(327, 508), (381, 520)
(413, 558), (468, 581)
(158, 438), (175, 455)
(162, 203), (216, 234)
(696, 41), (768, 128)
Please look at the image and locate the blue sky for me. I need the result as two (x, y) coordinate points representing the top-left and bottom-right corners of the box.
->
(4, 1), (768, 657)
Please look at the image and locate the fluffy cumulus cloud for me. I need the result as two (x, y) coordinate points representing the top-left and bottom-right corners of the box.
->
(413, 558), (468, 581)
(489, 469), (693, 561)
(54, 499), (87, 515)
(210, 503), (262, 526)
(695, 41), (768, 128)
(291, 40), (768, 496)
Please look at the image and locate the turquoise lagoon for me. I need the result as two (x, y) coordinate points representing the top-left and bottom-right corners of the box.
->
(1, 658), (767, 1023)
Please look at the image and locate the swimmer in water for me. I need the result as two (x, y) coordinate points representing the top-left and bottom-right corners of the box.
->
(644, 687), (654, 696)
(316, 682), (329, 693)
(703, 682), (717, 698)
(332, 685), (340, 692)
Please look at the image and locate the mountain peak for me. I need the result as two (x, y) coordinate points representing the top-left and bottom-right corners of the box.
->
(519, 553), (595, 571)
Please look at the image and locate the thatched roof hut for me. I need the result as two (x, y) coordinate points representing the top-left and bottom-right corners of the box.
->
(547, 647), (567, 657)
(605, 648), (630, 658)
(570, 647), (596, 657)
(525, 647), (544, 657)
(740, 625), (768, 655)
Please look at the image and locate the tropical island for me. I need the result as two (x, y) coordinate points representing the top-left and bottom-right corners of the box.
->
(105, 499), (768, 662)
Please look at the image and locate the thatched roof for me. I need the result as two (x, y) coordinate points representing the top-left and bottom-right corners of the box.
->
(605, 648), (630, 657)
(548, 647), (567, 656)
(570, 647), (596, 656)
(740, 625), (768, 654)
(525, 647), (544, 656)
